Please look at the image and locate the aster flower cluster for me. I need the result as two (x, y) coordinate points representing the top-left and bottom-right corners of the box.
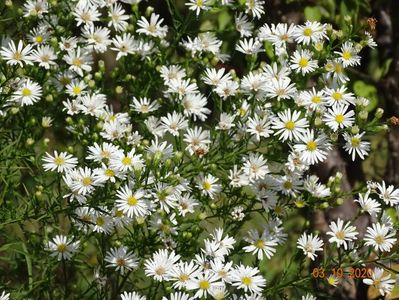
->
(0, 0), (398, 299)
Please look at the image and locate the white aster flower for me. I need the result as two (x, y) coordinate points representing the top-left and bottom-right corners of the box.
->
(0, 40), (33, 67)
(115, 185), (149, 219)
(293, 129), (331, 165)
(363, 267), (396, 296)
(243, 229), (278, 260)
(323, 104), (355, 131)
(272, 108), (309, 141)
(343, 132), (370, 161)
(290, 49), (318, 75)
(230, 265), (266, 295)
(144, 249), (181, 282)
(185, 0), (211, 16)
(297, 233), (324, 261)
(376, 181), (399, 206)
(326, 218), (358, 250)
(11, 78), (42, 106)
(105, 246), (138, 274)
(355, 192), (381, 217)
(42, 151), (78, 173)
(45, 234), (80, 261)
(120, 291), (146, 300)
(137, 13), (168, 38)
(364, 222), (397, 252)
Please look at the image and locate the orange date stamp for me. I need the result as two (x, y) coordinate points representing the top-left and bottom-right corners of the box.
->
(311, 267), (373, 279)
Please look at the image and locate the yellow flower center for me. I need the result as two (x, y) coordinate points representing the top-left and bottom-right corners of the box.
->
(334, 63), (343, 73)
(335, 230), (345, 240)
(307, 140), (317, 151)
(332, 92), (342, 101)
(159, 223), (170, 233)
(96, 217), (104, 226)
(100, 150), (110, 159)
(242, 276), (252, 286)
(105, 169), (115, 177)
(14, 51), (22, 60)
(311, 96), (321, 104)
(72, 58), (81, 67)
(304, 243), (313, 252)
(115, 210), (124, 218)
(351, 137), (360, 147)
(54, 157), (65, 166)
(127, 195), (138, 206)
(82, 177), (92, 186)
(57, 243), (67, 253)
(199, 280), (210, 290)
(155, 266), (166, 275)
(342, 51), (352, 60)
(303, 28), (313, 36)
(335, 114), (345, 123)
(22, 88), (32, 97)
(327, 276), (338, 285)
(374, 234), (385, 245)
(116, 258), (126, 267)
(35, 35), (44, 43)
(298, 57), (309, 68)
(122, 156), (132, 166)
(202, 181), (211, 191)
(255, 239), (265, 249)
(179, 273), (189, 282)
(72, 86), (81, 95)
(285, 120), (295, 130)
(283, 181), (293, 189)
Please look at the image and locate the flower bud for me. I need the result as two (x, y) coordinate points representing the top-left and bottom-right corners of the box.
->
(198, 212), (207, 220)
(336, 198), (344, 205)
(164, 159), (172, 169)
(42, 116), (53, 128)
(359, 110), (368, 120)
(136, 217), (145, 225)
(174, 151), (183, 162)
(65, 117), (73, 125)
(314, 42), (323, 52)
(320, 202), (329, 209)
(375, 108), (384, 119)
(115, 86), (124, 94)
(45, 94), (53, 102)
(211, 57), (219, 66)
(314, 117), (323, 127)
(145, 6), (154, 16)
(295, 199), (305, 208)
(330, 133), (338, 142)
(88, 80), (96, 88)
(94, 72), (102, 81)
(351, 125), (359, 135)
(98, 60), (105, 71)
(26, 138), (34, 146)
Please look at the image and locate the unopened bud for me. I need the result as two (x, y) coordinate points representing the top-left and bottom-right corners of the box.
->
(336, 198), (344, 205)
(115, 86), (123, 94)
(351, 125), (359, 135)
(320, 202), (329, 209)
(26, 138), (34, 146)
(359, 110), (368, 120)
(375, 108), (384, 119)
